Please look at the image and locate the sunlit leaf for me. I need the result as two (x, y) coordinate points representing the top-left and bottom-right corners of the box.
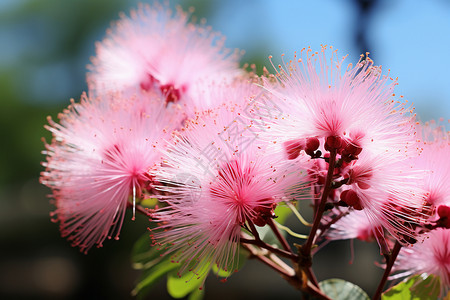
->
(211, 247), (248, 277)
(274, 203), (292, 225)
(188, 288), (204, 300)
(167, 264), (209, 299)
(140, 197), (158, 208)
(318, 278), (370, 300)
(131, 233), (167, 269)
(132, 255), (179, 297)
(382, 275), (441, 300)
(131, 233), (179, 297)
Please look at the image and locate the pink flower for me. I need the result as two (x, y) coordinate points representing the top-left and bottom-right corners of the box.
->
(41, 90), (176, 253)
(389, 122), (450, 296)
(88, 2), (241, 114)
(264, 46), (417, 159)
(414, 122), (450, 209)
(342, 152), (428, 246)
(400, 121), (450, 229)
(149, 95), (311, 277)
(260, 46), (428, 248)
(181, 76), (264, 120)
(393, 228), (450, 297)
(325, 209), (383, 243)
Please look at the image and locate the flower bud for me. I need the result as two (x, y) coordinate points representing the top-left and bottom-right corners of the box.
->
(340, 189), (363, 210)
(325, 135), (342, 151)
(305, 137), (320, 155)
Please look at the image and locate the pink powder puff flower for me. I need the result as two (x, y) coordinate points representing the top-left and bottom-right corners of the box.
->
(149, 98), (311, 279)
(260, 46), (429, 249)
(263, 46), (417, 160)
(180, 75), (264, 119)
(40, 90), (177, 253)
(414, 122), (450, 209)
(322, 208), (394, 261)
(88, 2), (241, 112)
(325, 209), (383, 243)
(392, 228), (450, 297)
(341, 151), (429, 246)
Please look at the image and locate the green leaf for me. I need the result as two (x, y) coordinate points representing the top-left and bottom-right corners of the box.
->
(188, 288), (204, 300)
(274, 204), (293, 225)
(251, 202), (297, 245)
(255, 224), (275, 242)
(167, 246), (249, 299)
(131, 233), (167, 269)
(381, 275), (441, 300)
(131, 233), (152, 265)
(318, 278), (370, 300)
(211, 247), (248, 277)
(131, 233), (180, 297)
(140, 197), (158, 208)
(167, 266), (208, 299)
(132, 255), (179, 297)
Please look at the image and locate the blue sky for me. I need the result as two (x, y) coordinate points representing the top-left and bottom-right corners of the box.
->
(1, 0), (449, 124)
(206, 0), (450, 123)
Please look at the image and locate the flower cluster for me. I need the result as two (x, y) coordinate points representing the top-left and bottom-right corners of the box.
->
(41, 90), (176, 252)
(87, 2), (241, 117)
(390, 122), (450, 296)
(41, 2), (241, 253)
(326, 120), (450, 295)
(149, 94), (311, 276)
(260, 48), (428, 247)
(40, 1), (449, 298)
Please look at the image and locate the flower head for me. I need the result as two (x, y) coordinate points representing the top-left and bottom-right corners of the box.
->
(393, 228), (450, 297)
(264, 46), (417, 159)
(343, 151), (429, 246)
(324, 209), (383, 243)
(388, 122), (450, 297)
(88, 2), (241, 113)
(414, 121), (450, 209)
(401, 121), (450, 230)
(41, 90), (176, 253)
(260, 46), (428, 249)
(149, 88), (311, 277)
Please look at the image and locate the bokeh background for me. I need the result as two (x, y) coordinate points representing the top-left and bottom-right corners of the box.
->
(0, 0), (449, 299)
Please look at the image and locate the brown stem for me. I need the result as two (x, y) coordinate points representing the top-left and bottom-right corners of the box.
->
(247, 219), (262, 241)
(241, 243), (295, 278)
(241, 243), (331, 300)
(305, 281), (332, 300)
(297, 149), (337, 290)
(304, 266), (319, 288)
(240, 237), (299, 261)
(372, 241), (402, 300)
(267, 218), (293, 254)
(301, 148), (337, 256)
(316, 209), (349, 240)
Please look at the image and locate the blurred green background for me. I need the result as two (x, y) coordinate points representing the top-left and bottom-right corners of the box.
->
(0, 0), (448, 299)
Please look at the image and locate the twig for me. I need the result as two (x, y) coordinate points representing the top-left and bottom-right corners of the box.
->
(241, 243), (331, 300)
(297, 149), (337, 289)
(301, 148), (337, 256)
(275, 221), (308, 239)
(316, 208), (349, 240)
(267, 218), (293, 254)
(247, 219), (262, 241)
(372, 241), (402, 300)
(287, 202), (312, 226)
(240, 236), (299, 261)
(241, 243), (294, 278)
